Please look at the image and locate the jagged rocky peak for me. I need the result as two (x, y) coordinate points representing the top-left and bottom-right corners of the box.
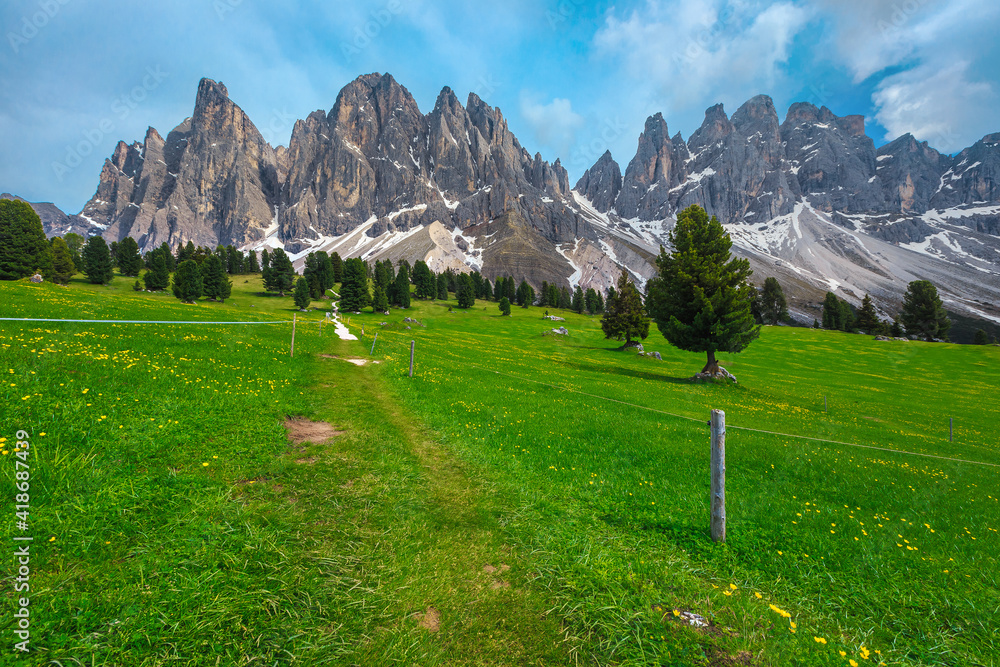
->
(875, 133), (947, 214)
(689, 103), (734, 150)
(731, 95), (780, 140)
(575, 150), (622, 212)
(932, 132), (1000, 208)
(615, 112), (686, 219)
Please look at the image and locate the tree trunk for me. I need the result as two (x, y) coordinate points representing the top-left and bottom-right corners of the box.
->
(702, 350), (719, 375)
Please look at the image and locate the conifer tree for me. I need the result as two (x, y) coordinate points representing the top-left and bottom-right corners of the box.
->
(330, 252), (342, 283)
(457, 273), (476, 308)
(412, 260), (435, 299)
(143, 247), (170, 290)
(838, 300), (855, 332)
(245, 250), (260, 273)
(0, 199), (52, 280)
(393, 262), (411, 308)
(261, 248), (271, 271)
(339, 257), (370, 312)
(515, 280), (531, 307)
(572, 286), (585, 313)
(82, 236), (114, 284)
(293, 276), (311, 310)
(504, 275), (516, 302)
(265, 248), (295, 295)
(202, 254), (232, 302)
(558, 287), (571, 309)
(596, 291), (605, 313)
(974, 328), (989, 345)
(172, 259), (202, 302)
(499, 296), (511, 316)
(372, 284), (389, 313)
(109, 241), (119, 268)
(584, 287), (598, 314)
(116, 236), (142, 277)
(821, 292), (841, 330)
(646, 204), (759, 374)
(548, 284), (561, 309)
(48, 236), (77, 284)
(226, 246), (242, 274)
(63, 232), (84, 271)
(758, 277), (788, 324)
(494, 276), (505, 301)
(900, 280), (950, 341)
(855, 294), (880, 332)
(160, 242), (175, 271)
(481, 277), (492, 300)
(303, 252), (323, 298)
(437, 272), (449, 300)
(539, 281), (550, 306)
(601, 270), (649, 347)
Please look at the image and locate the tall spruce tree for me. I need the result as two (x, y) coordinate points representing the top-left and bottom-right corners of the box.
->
(330, 252), (342, 283)
(82, 236), (114, 284)
(48, 236), (77, 284)
(245, 250), (260, 273)
(601, 270), (649, 347)
(456, 273), (476, 308)
(558, 287), (571, 309)
(499, 296), (511, 316)
(821, 292), (841, 330)
(572, 286), (584, 313)
(116, 236), (142, 277)
(758, 277), (788, 324)
(974, 328), (990, 345)
(493, 276), (505, 301)
(584, 288), (598, 314)
(63, 232), (84, 271)
(437, 272), (449, 300)
(481, 277), (492, 300)
(855, 294), (880, 332)
(172, 260), (202, 302)
(504, 275), (516, 302)
(393, 262), (411, 308)
(202, 254), (231, 302)
(293, 277), (311, 310)
(143, 247), (170, 290)
(372, 285), (389, 313)
(900, 280), (951, 341)
(265, 249), (295, 295)
(646, 204), (759, 374)
(339, 257), (370, 312)
(0, 199), (52, 280)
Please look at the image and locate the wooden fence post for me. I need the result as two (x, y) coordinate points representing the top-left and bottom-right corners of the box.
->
(290, 313), (297, 358)
(710, 409), (726, 544)
(370, 332), (378, 355)
(409, 340), (415, 378)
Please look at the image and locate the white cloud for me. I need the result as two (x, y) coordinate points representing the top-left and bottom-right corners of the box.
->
(594, 0), (812, 114)
(873, 60), (996, 153)
(519, 95), (585, 159)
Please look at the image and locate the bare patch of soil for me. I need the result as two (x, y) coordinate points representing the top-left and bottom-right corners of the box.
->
(490, 580), (511, 590)
(416, 607), (441, 632)
(284, 417), (345, 445)
(295, 456), (319, 465)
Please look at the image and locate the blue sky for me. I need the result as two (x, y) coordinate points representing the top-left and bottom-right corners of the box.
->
(1, 0), (998, 213)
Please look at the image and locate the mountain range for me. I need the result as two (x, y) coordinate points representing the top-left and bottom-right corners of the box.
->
(8, 73), (1000, 327)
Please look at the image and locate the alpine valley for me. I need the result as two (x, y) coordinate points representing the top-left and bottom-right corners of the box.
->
(8, 73), (1000, 326)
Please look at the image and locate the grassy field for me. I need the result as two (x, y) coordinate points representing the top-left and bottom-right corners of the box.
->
(1, 273), (998, 666)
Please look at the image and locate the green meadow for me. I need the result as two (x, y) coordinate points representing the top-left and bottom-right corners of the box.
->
(1, 274), (998, 666)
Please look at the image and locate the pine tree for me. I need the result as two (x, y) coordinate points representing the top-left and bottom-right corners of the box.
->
(437, 272), (449, 300)
(855, 294), (880, 332)
(372, 285), (389, 313)
(974, 328), (989, 345)
(601, 270), (650, 347)
(265, 248), (295, 295)
(558, 287), (571, 309)
(505, 275), (516, 302)
(226, 246), (242, 274)
(457, 273), (476, 308)
(109, 241), (119, 268)
(260, 248), (271, 271)
(584, 288), (598, 314)
(330, 252), (342, 283)
(646, 204), (759, 374)
(143, 247), (170, 290)
(293, 276), (311, 310)
(499, 296), (511, 316)
(393, 262), (411, 308)
(890, 318), (903, 337)
(172, 260), (202, 302)
(316, 251), (334, 296)
(548, 284), (561, 309)
(176, 240), (196, 265)
(481, 277), (492, 301)
(838, 300), (855, 332)
(539, 281), (549, 307)
(515, 280), (532, 307)
(82, 236), (114, 284)
(759, 277), (789, 324)
(246, 250), (260, 273)
(63, 232), (84, 271)
(202, 254), (231, 302)
(0, 199), (52, 280)
(412, 260), (435, 299)
(900, 280), (950, 341)
(596, 291), (605, 313)
(493, 276), (505, 301)
(48, 236), (77, 284)
(339, 257), (370, 312)
(821, 292), (841, 330)
(303, 252), (323, 298)
(572, 286), (584, 314)
(116, 236), (142, 277)
(160, 242), (175, 272)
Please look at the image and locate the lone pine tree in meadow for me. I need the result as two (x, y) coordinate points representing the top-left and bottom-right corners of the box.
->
(82, 236), (114, 285)
(646, 205), (759, 375)
(900, 279), (951, 341)
(601, 270), (649, 348)
(293, 276), (311, 310)
(172, 260), (203, 303)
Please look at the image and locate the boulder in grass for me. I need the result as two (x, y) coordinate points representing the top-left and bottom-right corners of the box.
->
(551, 326), (568, 335)
(30, 274), (42, 283)
(692, 366), (738, 383)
